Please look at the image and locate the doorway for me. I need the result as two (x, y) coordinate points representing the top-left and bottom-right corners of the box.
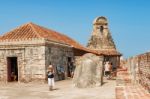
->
(7, 57), (18, 82)
(67, 57), (74, 78)
(67, 57), (72, 77)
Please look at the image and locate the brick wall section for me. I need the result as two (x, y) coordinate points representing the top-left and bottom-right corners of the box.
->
(138, 53), (150, 92)
(125, 52), (150, 93)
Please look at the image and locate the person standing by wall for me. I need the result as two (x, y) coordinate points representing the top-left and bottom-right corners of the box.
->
(104, 61), (112, 79)
(47, 63), (55, 91)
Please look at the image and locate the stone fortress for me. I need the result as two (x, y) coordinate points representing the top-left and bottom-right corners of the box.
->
(0, 16), (121, 83)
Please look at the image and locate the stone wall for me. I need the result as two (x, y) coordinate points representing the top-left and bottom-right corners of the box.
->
(0, 45), (45, 82)
(24, 46), (45, 82)
(0, 48), (24, 82)
(125, 52), (150, 92)
(0, 38), (74, 82)
(45, 44), (74, 81)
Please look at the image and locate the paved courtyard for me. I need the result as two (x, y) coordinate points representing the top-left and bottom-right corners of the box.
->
(0, 78), (116, 99)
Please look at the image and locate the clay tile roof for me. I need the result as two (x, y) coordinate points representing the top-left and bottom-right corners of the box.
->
(94, 49), (122, 56)
(0, 23), (41, 40)
(0, 22), (121, 56)
(0, 22), (90, 51)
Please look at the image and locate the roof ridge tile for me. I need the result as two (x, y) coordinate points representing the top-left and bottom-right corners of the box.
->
(27, 22), (43, 38)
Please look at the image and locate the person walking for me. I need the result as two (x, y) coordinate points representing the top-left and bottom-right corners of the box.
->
(47, 64), (55, 91)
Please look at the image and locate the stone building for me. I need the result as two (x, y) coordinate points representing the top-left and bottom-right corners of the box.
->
(87, 16), (121, 68)
(0, 23), (91, 82)
(0, 17), (121, 83)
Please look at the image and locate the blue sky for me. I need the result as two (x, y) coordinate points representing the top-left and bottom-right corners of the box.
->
(0, 0), (150, 58)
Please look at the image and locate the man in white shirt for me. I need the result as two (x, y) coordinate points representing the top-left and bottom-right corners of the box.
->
(104, 61), (112, 79)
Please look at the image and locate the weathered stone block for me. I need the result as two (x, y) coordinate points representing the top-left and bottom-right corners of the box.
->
(73, 53), (104, 88)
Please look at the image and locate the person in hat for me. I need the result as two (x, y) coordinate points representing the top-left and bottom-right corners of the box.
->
(47, 63), (55, 91)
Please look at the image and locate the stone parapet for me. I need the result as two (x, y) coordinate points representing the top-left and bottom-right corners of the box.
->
(116, 69), (150, 99)
(125, 52), (150, 93)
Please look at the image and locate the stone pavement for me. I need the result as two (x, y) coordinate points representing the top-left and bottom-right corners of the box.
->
(1, 69), (149, 99)
(116, 68), (150, 99)
(0, 78), (115, 99)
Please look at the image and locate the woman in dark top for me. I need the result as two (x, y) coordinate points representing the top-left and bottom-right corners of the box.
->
(47, 65), (55, 91)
